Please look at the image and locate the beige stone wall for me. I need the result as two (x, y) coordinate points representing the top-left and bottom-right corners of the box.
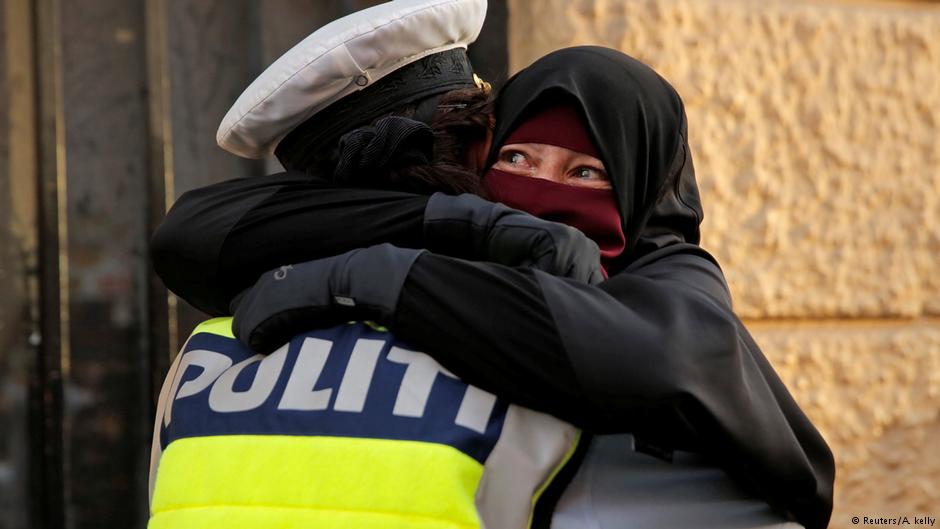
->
(507, 0), (940, 526)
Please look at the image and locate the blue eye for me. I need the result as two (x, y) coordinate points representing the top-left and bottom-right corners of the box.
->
(575, 167), (596, 179)
(509, 152), (526, 165)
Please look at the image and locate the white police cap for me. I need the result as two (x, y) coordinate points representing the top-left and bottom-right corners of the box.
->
(217, 0), (487, 159)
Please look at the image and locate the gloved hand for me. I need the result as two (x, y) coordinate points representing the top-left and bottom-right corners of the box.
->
(231, 244), (426, 354)
(424, 193), (604, 285)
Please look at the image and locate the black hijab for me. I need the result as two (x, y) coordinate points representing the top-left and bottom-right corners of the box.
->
(489, 46), (704, 271)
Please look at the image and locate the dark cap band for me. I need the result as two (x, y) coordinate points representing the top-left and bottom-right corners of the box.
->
(275, 48), (476, 170)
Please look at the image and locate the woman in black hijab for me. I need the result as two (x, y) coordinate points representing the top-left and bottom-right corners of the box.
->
(465, 46), (835, 528)
(153, 47), (834, 528)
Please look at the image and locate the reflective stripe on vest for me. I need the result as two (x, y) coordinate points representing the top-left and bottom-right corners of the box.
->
(149, 318), (580, 529)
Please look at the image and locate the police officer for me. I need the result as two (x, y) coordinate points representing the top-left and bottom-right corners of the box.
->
(149, 2), (595, 528)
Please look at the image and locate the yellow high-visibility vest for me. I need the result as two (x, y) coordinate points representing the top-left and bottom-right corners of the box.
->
(149, 318), (580, 529)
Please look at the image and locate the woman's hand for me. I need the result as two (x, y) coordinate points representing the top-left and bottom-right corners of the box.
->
(231, 244), (426, 354)
(424, 193), (605, 285)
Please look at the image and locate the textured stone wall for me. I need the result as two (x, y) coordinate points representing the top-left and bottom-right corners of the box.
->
(507, 0), (940, 526)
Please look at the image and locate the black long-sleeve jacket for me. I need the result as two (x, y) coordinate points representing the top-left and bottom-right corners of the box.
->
(151, 170), (835, 529)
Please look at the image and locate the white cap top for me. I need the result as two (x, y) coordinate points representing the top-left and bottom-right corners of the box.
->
(217, 0), (487, 159)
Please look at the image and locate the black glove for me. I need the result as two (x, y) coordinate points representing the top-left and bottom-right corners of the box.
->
(231, 244), (426, 354)
(423, 193), (604, 285)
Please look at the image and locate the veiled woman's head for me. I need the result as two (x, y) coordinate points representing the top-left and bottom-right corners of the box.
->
(485, 46), (704, 271)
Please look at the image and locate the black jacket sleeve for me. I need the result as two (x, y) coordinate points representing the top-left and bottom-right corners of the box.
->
(392, 247), (834, 529)
(150, 171), (428, 315)
(152, 179), (833, 528)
